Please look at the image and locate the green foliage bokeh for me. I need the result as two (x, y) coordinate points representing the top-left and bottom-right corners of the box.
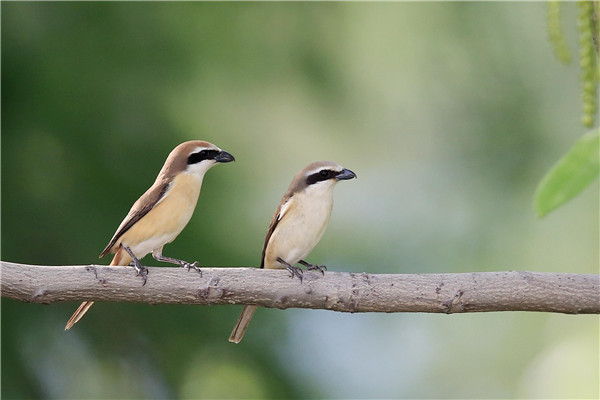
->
(2, 2), (598, 399)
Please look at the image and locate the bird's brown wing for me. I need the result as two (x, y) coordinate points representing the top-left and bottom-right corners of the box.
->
(260, 193), (294, 268)
(99, 181), (171, 258)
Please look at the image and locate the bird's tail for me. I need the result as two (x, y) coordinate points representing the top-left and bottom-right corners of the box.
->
(229, 305), (257, 343)
(64, 301), (95, 330)
(65, 246), (131, 330)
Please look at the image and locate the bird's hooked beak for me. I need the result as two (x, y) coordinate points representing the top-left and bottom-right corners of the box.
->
(335, 168), (357, 181)
(215, 150), (235, 163)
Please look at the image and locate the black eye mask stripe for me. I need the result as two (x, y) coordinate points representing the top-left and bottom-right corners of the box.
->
(187, 149), (220, 165)
(306, 169), (337, 185)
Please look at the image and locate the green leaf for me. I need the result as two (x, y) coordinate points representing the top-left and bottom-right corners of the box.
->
(534, 129), (599, 217)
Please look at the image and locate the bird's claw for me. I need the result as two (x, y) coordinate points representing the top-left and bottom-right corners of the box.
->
(299, 260), (327, 275)
(286, 265), (304, 283)
(181, 260), (202, 276)
(134, 264), (149, 286)
(307, 264), (326, 275)
(123, 245), (148, 285)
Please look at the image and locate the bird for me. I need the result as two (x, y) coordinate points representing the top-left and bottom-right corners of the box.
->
(229, 160), (356, 343)
(65, 140), (235, 330)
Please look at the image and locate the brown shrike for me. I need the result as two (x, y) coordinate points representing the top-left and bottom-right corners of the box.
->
(229, 161), (356, 343)
(65, 140), (235, 330)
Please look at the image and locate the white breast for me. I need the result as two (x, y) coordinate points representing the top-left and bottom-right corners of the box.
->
(264, 181), (335, 268)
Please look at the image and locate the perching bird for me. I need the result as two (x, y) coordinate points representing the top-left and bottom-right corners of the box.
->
(65, 140), (235, 330)
(229, 161), (356, 343)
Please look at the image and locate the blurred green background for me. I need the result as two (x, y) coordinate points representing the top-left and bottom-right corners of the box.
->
(2, 2), (598, 399)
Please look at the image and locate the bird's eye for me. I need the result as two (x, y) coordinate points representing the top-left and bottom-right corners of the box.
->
(319, 170), (329, 177)
(199, 150), (207, 157)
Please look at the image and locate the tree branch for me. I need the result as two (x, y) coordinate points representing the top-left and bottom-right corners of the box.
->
(1, 261), (598, 314)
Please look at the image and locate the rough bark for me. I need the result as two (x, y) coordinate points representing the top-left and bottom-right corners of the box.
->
(1, 261), (599, 314)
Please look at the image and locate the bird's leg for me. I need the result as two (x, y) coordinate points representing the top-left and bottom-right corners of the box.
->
(299, 259), (327, 275)
(123, 245), (149, 285)
(277, 257), (303, 283)
(152, 248), (202, 275)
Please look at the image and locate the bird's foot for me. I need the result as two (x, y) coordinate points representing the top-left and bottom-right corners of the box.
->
(123, 245), (148, 285)
(299, 260), (327, 275)
(277, 257), (304, 283)
(152, 250), (202, 276)
(180, 260), (202, 276)
(307, 264), (326, 275)
(286, 265), (304, 282)
(134, 263), (149, 286)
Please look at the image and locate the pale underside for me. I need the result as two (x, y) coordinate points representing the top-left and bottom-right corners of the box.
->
(263, 180), (335, 269)
(108, 172), (204, 265)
